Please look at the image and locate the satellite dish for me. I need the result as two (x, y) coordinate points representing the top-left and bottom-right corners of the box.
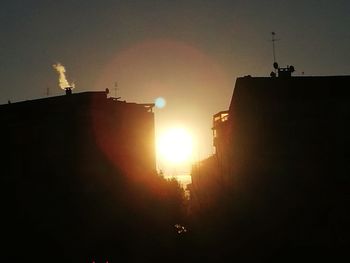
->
(273, 62), (279, 69)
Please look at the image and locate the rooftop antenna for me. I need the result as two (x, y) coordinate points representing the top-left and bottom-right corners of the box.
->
(114, 81), (118, 98)
(271, 32), (280, 63)
(270, 31), (279, 76)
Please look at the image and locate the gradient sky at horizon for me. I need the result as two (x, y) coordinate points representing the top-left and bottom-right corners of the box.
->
(1, 0), (350, 175)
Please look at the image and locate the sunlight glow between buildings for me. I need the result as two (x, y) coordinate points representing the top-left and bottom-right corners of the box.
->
(157, 127), (194, 164)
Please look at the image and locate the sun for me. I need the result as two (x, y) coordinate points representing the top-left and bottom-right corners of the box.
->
(157, 127), (194, 164)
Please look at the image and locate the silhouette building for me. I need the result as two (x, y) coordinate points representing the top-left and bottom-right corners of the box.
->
(1, 90), (156, 179)
(191, 73), (350, 246)
(1, 90), (156, 257)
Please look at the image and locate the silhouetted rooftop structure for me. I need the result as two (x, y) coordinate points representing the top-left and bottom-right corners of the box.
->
(1, 91), (156, 259)
(0, 90), (156, 178)
(191, 74), (350, 248)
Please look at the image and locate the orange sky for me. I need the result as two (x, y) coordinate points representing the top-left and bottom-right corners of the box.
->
(95, 39), (232, 175)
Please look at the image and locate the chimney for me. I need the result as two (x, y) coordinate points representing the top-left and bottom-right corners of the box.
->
(65, 87), (72, 95)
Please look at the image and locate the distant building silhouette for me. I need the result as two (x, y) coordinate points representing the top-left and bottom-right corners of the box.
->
(191, 73), (350, 247)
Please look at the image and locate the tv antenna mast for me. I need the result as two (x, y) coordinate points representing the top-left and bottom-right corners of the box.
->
(112, 81), (121, 99)
(271, 32), (280, 73)
(271, 32), (280, 64)
(114, 81), (118, 98)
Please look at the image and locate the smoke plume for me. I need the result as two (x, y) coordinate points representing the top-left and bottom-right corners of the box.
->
(52, 63), (75, 89)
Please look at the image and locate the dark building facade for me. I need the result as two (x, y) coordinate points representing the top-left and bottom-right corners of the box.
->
(1, 91), (156, 179)
(191, 75), (350, 248)
(1, 91), (156, 259)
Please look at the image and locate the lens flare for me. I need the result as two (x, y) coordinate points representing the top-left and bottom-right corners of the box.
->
(155, 97), (166, 108)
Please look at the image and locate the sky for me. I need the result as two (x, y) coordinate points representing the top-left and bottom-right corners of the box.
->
(1, 0), (350, 176)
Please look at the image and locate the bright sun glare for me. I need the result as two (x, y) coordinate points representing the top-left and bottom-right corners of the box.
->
(157, 127), (194, 164)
